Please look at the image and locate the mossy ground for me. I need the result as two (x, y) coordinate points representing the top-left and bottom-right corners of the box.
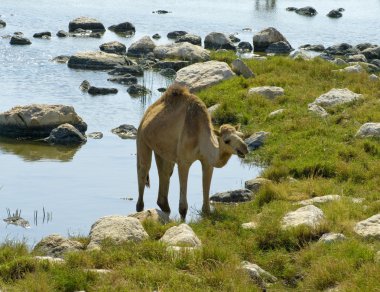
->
(1, 54), (379, 291)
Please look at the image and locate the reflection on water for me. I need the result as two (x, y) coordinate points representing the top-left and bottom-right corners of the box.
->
(0, 138), (82, 162)
(255, 0), (276, 11)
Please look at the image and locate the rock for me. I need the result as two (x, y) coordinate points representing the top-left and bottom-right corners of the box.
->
(87, 132), (103, 139)
(88, 86), (118, 95)
(354, 214), (380, 238)
(335, 64), (364, 73)
(111, 124), (137, 139)
(371, 59), (380, 67)
(159, 68), (177, 77)
(68, 17), (105, 33)
(356, 43), (375, 51)
(318, 53), (335, 62)
(108, 65), (143, 77)
(282, 205), (324, 228)
(244, 178), (271, 193)
(68, 51), (130, 70)
(286, 7), (297, 12)
(361, 46), (380, 60)
(355, 123), (380, 138)
(0, 104), (87, 138)
(160, 224), (201, 247)
(87, 216), (149, 250)
(154, 42), (210, 63)
(45, 123), (87, 145)
(207, 103), (220, 117)
(34, 256), (65, 264)
(295, 6), (317, 16)
(308, 103), (329, 117)
(327, 10), (343, 18)
(175, 61), (234, 92)
(210, 189), (253, 203)
(107, 75), (138, 85)
(248, 86), (284, 99)
(127, 84), (150, 97)
(299, 44), (325, 52)
(241, 261), (277, 287)
(369, 74), (379, 81)
(298, 195), (341, 206)
(10, 35), (31, 45)
(167, 31), (187, 39)
(241, 222), (257, 230)
(231, 59), (255, 79)
(312, 88), (362, 107)
(244, 131), (270, 151)
(52, 55), (70, 64)
(153, 10), (171, 14)
(34, 234), (84, 258)
(266, 41), (293, 54)
(253, 27), (291, 52)
(100, 41), (126, 55)
(56, 30), (69, 37)
(153, 60), (190, 71)
(127, 36), (156, 57)
(229, 34), (241, 43)
(108, 22), (135, 36)
(347, 54), (367, 63)
(237, 42), (253, 52)
(33, 31), (51, 38)
(318, 233), (346, 243)
(0, 19), (6, 28)
(3, 215), (30, 228)
(324, 43), (360, 55)
(333, 58), (347, 66)
(204, 32), (236, 51)
(152, 33), (161, 39)
(80, 80), (91, 92)
(158, 87), (166, 93)
(289, 50), (312, 60)
(175, 33), (202, 46)
(128, 209), (170, 224)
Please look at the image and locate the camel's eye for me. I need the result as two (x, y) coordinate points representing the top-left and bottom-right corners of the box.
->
(224, 139), (231, 144)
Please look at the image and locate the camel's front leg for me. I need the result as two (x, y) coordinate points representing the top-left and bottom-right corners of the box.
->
(201, 162), (213, 216)
(178, 163), (190, 220)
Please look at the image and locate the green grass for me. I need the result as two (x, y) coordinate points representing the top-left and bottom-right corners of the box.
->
(1, 54), (379, 291)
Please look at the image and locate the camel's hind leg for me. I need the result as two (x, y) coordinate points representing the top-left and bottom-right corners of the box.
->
(155, 153), (174, 214)
(136, 139), (152, 212)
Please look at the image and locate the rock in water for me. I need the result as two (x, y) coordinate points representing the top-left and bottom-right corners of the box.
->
(210, 189), (253, 203)
(68, 17), (105, 32)
(108, 22), (135, 36)
(88, 86), (118, 95)
(100, 41), (126, 55)
(111, 124), (137, 139)
(45, 123), (87, 145)
(68, 51), (131, 70)
(204, 32), (236, 51)
(10, 35), (31, 45)
(127, 36), (156, 57)
(154, 42), (210, 62)
(252, 27), (291, 52)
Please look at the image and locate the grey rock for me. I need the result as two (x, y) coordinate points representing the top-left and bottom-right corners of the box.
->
(100, 41), (126, 55)
(308, 103), (329, 117)
(0, 104), (87, 138)
(153, 60), (190, 71)
(68, 51), (131, 70)
(231, 59), (255, 78)
(371, 59), (380, 67)
(241, 222), (258, 230)
(127, 84), (150, 97)
(108, 22), (135, 36)
(160, 224), (201, 247)
(269, 109), (285, 117)
(324, 43), (360, 55)
(34, 234), (84, 258)
(237, 41), (253, 52)
(152, 33), (161, 39)
(87, 216), (149, 250)
(286, 7), (297, 12)
(244, 131), (270, 151)
(241, 261), (277, 287)
(68, 17), (105, 33)
(355, 123), (380, 138)
(253, 27), (291, 52)
(296, 6), (317, 16)
(266, 41), (293, 54)
(347, 54), (367, 63)
(127, 36), (156, 57)
(0, 19), (6, 28)
(318, 53), (335, 61)
(154, 42), (210, 63)
(356, 43), (375, 51)
(159, 68), (177, 77)
(153, 10), (171, 14)
(52, 55), (70, 64)
(354, 214), (380, 238)
(158, 87), (166, 92)
(327, 10), (343, 18)
(175, 61), (234, 92)
(107, 75), (138, 85)
(34, 256), (65, 264)
(290, 50), (312, 60)
(111, 124), (137, 139)
(282, 205), (324, 228)
(334, 64), (364, 73)
(299, 44), (325, 52)
(108, 65), (143, 76)
(10, 35), (31, 45)
(210, 189), (253, 203)
(362, 46), (380, 60)
(207, 103), (220, 117)
(204, 32), (236, 51)
(298, 195), (341, 206)
(319, 233), (346, 243)
(369, 74), (379, 81)
(88, 86), (118, 95)
(333, 58), (347, 66)
(80, 80), (91, 92)
(87, 132), (103, 139)
(128, 208), (170, 224)
(56, 30), (69, 37)
(33, 31), (51, 38)
(248, 86), (284, 99)
(229, 34), (241, 43)
(45, 123), (87, 145)
(244, 177), (271, 193)
(313, 88), (362, 107)
(167, 31), (187, 39)
(175, 33), (202, 46)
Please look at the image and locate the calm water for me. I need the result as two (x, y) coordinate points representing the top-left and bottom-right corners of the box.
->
(1, 0), (379, 244)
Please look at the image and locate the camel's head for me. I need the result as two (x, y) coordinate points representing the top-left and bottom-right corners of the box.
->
(214, 124), (249, 158)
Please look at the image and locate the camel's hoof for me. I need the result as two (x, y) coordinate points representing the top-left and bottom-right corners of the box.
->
(157, 201), (171, 214)
(136, 201), (144, 212)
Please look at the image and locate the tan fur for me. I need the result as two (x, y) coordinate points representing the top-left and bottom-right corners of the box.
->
(136, 84), (248, 219)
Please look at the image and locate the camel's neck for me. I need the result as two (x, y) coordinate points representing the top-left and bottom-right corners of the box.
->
(201, 130), (233, 168)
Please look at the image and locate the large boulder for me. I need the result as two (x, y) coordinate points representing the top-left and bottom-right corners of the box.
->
(204, 32), (236, 51)
(210, 189), (253, 203)
(175, 34), (202, 46)
(0, 104), (87, 138)
(354, 214), (380, 238)
(100, 41), (126, 55)
(154, 42), (210, 63)
(175, 60), (234, 92)
(160, 224), (201, 247)
(45, 123), (87, 145)
(68, 17), (105, 32)
(127, 36), (156, 57)
(34, 234), (84, 258)
(312, 88), (362, 107)
(87, 216), (149, 250)
(355, 123), (380, 138)
(108, 22), (135, 36)
(248, 86), (284, 99)
(68, 51), (131, 70)
(253, 27), (291, 52)
(10, 35), (31, 45)
(282, 205), (324, 228)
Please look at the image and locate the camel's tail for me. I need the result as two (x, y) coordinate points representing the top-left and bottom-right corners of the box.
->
(145, 174), (150, 188)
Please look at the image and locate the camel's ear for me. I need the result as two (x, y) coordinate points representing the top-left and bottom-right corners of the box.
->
(213, 129), (221, 137)
(234, 124), (241, 131)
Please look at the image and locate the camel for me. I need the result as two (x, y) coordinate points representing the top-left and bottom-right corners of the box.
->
(136, 84), (248, 219)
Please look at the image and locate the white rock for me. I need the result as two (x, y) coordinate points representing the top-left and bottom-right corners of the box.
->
(175, 61), (234, 92)
(354, 214), (380, 238)
(334, 64), (363, 73)
(34, 256), (65, 264)
(84, 269), (112, 274)
(160, 224), (201, 247)
(128, 208), (170, 224)
(318, 233), (346, 243)
(241, 261), (277, 285)
(241, 222), (258, 230)
(289, 50), (312, 60)
(313, 88), (362, 107)
(268, 109), (285, 117)
(355, 123), (380, 138)
(308, 103), (329, 117)
(207, 103), (220, 116)
(333, 58), (347, 66)
(298, 195), (341, 206)
(369, 74), (379, 81)
(282, 205), (324, 228)
(248, 86), (284, 99)
(87, 216), (149, 250)
(154, 42), (210, 62)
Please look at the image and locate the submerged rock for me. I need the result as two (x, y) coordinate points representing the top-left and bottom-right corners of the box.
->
(88, 86), (118, 95)
(68, 51), (131, 70)
(327, 9), (343, 18)
(56, 30), (69, 37)
(108, 65), (143, 76)
(0, 19), (6, 28)
(127, 84), (150, 96)
(210, 189), (253, 203)
(153, 60), (190, 71)
(87, 132), (103, 139)
(295, 6), (317, 16)
(167, 30), (187, 39)
(107, 75), (138, 85)
(80, 80), (91, 92)
(100, 41), (126, 55)
(45, 123), (87, 145)
(52, 55), (70, 64)
(108, 22), (135, 36)
(111, 124), (137, 139)
(68, 17), (105, 32)
(10, 35), (31, 45)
